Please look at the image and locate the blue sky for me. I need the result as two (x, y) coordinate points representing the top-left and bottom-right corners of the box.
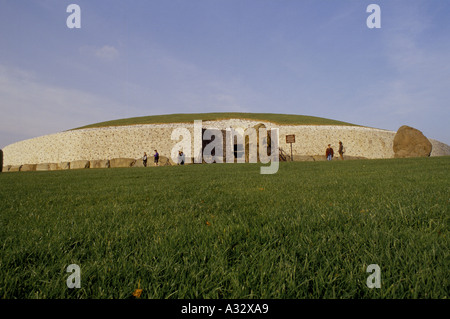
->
(0, 0), (449, 148)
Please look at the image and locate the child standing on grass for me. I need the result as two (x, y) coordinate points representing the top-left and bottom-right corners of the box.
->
(326, 144), (334, 161)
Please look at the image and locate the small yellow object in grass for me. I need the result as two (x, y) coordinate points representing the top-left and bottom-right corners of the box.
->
(133, 280), (143, 298)
(206, 221), (211, 226)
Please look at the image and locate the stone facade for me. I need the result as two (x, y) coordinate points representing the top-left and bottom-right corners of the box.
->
(2, 119), (450, 169)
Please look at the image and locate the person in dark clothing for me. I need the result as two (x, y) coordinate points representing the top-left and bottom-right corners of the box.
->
(178, 151), (185, 165)
(338, 141), (344, 160)
(326, 144), (334, 161)
(153, 150), (159, 166)
(143, 152), (148, 167)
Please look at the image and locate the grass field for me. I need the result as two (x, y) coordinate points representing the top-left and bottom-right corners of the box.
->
(74, 112), (357, 129)
(0, 157), (448, 299)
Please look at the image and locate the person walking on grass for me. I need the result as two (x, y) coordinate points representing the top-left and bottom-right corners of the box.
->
(153, 149), (159, 166)
(180, 151), (185, 165)
(177, 151), (186, 165)
(143, 152), (148, 167)
(326, 144), (334, 161)
(338, 141), (345, 160)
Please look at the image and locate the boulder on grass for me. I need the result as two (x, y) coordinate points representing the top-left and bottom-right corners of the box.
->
(70, 160), (90, 169)
(393, 125), (432, 158)
(110, 158), (136, 168)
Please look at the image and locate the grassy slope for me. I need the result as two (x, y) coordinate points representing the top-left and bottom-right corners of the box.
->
(74, 112), (358, 129)
(0, 157), (448, 299)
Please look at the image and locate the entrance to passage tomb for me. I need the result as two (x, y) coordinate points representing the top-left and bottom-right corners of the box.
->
(200, 125), (272, 164)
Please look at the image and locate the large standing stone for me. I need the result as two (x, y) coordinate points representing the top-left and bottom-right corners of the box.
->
(393, 125), (432, 158)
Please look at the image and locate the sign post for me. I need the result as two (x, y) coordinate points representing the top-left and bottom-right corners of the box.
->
(285, 135), (295, 161)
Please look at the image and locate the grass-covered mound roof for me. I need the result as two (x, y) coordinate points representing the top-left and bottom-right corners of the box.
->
(74, 112), (358, 130)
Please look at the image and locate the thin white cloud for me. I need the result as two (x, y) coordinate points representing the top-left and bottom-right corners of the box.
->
(347, 2), (450, 143)
(0, 64), (127, 147)
(95, 45), (120, 61)
(79, 45), (120, 61)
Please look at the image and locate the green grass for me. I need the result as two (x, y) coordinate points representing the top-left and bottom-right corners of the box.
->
(0, 157), (448, 299)
(73, 112), (357, 129)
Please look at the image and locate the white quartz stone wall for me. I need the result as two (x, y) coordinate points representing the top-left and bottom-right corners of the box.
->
(2, 120), (449, 166)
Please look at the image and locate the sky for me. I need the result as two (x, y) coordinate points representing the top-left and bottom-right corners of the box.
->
(0, 0), (449, 148)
